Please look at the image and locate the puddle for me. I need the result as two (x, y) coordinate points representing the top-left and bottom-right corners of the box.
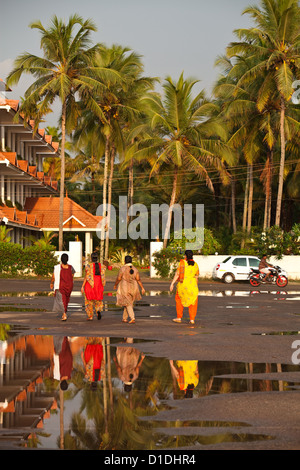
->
(2, 289), (299, 298)
(0, 307), (47, 312)
(253, 331), (300, 336)
(0, 326), (298, 449)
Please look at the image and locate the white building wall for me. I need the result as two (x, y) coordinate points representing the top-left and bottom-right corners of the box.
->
(150, 245), (300, 281)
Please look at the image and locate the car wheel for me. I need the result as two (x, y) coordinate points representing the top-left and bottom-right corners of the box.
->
(223, 273), (235, 284)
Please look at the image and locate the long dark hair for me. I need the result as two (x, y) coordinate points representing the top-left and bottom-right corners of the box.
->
(185, 250), (195, 266)
(91, 252), (100, 276)
(125, 255), (134, 274)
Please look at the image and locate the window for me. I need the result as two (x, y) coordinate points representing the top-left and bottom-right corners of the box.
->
(232, 258), (247, 267)
(222, 257), (231, 264)
(249, 258), (259, 268)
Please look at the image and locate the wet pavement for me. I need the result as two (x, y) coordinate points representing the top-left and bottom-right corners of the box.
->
(1, 278), (300, 451)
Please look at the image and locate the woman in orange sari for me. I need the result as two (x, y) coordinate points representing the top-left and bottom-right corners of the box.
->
(170, 250), (199, 324)
(81, 252), (106, 321)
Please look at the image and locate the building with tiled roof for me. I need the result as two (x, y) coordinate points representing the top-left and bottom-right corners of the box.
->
(24, 196), (102, 254)
(0, 81), (101, 256)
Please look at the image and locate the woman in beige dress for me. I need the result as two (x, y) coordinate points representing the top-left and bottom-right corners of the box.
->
(113, 255), (145, 324)
(113, 338), (145, 391)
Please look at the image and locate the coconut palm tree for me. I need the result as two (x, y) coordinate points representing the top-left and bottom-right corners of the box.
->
(74, 45), (156, 261)
(226, 0), (300, 227)
(0, 226), (13, 243)
(6, 14), (111, 250)
(134, 73), (233, 248)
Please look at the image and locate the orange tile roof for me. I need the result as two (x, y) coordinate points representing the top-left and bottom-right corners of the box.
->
(37, 171), (44, 181)
(0, 152), (58, 191)
(1, 99), (19, 111)
(24, 196), (102, 229)
(17, 159), (29, 172)
(0, 151), (17, 165)
(1, 98), (60, 153)
(0, 205), (40, 228)
(52, 142), (59, 151)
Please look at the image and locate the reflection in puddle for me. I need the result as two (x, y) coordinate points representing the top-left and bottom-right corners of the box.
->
(1, 289), (299, 299)
(0, 328), (298, 449)
(253, 331), (300, 336)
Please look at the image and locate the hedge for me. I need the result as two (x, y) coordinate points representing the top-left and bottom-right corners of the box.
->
(0, 242), (58, 277)
(152, 248), (182, 278)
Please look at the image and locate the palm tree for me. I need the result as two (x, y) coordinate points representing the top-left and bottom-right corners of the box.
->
(6, 14), (104, 250)
(226, 0), (300, 227)
(43, 125), (72, 181)
(74, 45), (155, 261)
(0, 226), (13, 243)
(135, 73), (233, 248)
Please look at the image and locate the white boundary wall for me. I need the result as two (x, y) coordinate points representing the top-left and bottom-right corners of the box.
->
(193, 255), (300, 280)
(55, 241), (82, 278)
(149, 243), (300, 280)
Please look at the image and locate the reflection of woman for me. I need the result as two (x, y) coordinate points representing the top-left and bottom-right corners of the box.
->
(51, 253), (75, 321)
(169, 360), (199, 398)
(53, 336), (73, 390)
(113, 256), (145, 324)
(81, 252), (106, 321)
(82, 338), (103, 389)
(170, 250), (199, 324)
(113, 338), (145, 391)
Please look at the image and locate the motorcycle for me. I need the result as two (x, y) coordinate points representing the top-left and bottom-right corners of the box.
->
(249, 265), (288, 288)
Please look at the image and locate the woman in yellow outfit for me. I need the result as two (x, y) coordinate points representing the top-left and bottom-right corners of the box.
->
(169, 359), (199, 398)
(170, 250), (199, 324)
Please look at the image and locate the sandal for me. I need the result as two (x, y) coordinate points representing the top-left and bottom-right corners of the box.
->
(122, 319), (128, 323)
(128, 319), (135, 324)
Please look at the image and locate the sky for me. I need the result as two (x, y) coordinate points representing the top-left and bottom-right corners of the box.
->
(0, 0), (253, 126)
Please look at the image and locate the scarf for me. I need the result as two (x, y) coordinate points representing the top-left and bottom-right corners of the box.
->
(179, 259), (185, 283)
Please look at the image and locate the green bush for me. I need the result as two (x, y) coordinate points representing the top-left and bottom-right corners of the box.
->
(169, 228), (221, 255)
(0, 242), (58, 277)
(152, 248), (182, 279)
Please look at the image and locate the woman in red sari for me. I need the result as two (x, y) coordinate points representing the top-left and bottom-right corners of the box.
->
(81, 252), (106, 320)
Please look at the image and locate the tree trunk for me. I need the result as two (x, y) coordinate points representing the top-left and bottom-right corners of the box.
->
(106, 337), (114, 421)
(102, 338), (108, 434)
(247, 163), (253, 234)
(58, 100), (67, 251)
(241, 164), (249, 249)
(100, 135), (110, 263)
(59, 388), (64, 449)
(163, 167), (178, 249)
(231, 176), (237, 234)
(267, 151), (273, 229)
(127, 159), (134, 224)
(263, 150), (273, 231)
(275, 96), (286, 227)
(105, 146), (115, 260)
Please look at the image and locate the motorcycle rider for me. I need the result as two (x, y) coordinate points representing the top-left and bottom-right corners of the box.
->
(259, 254), (273, 282)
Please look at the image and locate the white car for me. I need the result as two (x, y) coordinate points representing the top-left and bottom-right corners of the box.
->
(213, 255), (260, 284)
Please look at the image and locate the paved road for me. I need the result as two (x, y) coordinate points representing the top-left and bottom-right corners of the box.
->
(1, 277), (300, 450)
